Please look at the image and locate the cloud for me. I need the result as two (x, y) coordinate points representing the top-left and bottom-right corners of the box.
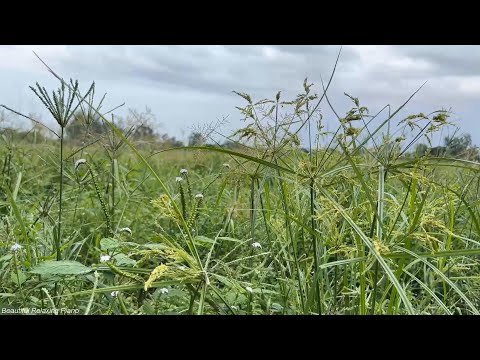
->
(0, 45), (70, 73)
(1, 45), (480, 144)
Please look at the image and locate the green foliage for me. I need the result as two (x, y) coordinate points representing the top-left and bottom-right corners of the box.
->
(415, 133), (480, 161)
(188, 132), (206, 146)
(66, 112), (108, 140)
(30, 261), (93, 276)
(1, 67), (480, 316)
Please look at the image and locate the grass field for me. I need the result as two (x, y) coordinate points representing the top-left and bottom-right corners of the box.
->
(1, 63), (480, 315)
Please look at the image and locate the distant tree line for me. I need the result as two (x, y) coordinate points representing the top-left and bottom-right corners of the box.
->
(5, 106), (478, 161)
(415, 133), (480, 161)
(0, 107), (243, 150)
(64, 107), (185, 149)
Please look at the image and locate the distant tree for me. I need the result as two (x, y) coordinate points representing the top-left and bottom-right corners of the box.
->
(188, 132), (206, 146)
(430, 146), (447, 157)
(126, 107), (160, 142)
(159, 134), (184, 148)
(132, 124), (155, 140)
(416, 133), (480, 161)
(414, 143), (428, 157)
(103, 106), (185, 149)
(27, 113), (50, 144)
(466, 146), (480, 162)
(222, 140), (240, 150)
(29, 114), (45, 144)
(444, 134), (472, 157)
(66, 111), (107, 141)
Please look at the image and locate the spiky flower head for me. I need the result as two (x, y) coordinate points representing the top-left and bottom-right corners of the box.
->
(245, 286), (253, 293)
(252, 242), (262, 249)
(176, 177), (183, 182)
(151, 194), (181, 223)
(111, 291), (119, 298)
(195, 193), (204, 199)
(180, 169), (188, 175)
(100, 255), (111, 263)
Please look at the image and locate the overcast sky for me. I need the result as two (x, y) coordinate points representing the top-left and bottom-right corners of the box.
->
(0, 45), (479, 146)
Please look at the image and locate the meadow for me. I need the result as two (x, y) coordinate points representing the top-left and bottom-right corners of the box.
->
(1, 60), (480, 315)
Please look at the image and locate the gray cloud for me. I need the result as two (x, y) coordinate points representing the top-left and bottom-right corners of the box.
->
(395, 45), (480, 77)
(1, 45), (480, 145)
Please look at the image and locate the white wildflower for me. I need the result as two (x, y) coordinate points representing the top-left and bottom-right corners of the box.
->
(175, 177), (183, 182)
(178, 265), (187, 271)
(252, 242), (262, 249)
(223, 163), (230, 168)
(111, 291), (119, 298)
(245, 286), (253, 294)
(159, 288), (169, 294)
(75, 159), (87, 170)
(195, 193), (204, 199)
(180, 169), (188, 175)
(10, 243), (22, 252)
(100, 255), (111, 263)
(119, 227), (132, 235)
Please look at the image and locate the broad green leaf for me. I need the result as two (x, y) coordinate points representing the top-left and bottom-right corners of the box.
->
(113, 253), (137, 267)
(31, 260), (93, 276)
(100, 238), (121, 250)
(11, 270), (27, 286)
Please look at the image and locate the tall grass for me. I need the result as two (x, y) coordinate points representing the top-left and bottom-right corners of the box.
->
(0, 52), (479, 315)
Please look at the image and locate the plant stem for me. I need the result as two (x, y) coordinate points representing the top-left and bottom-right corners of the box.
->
(13, 254), (27, 308)
(57, 127), (64, 261)
(310, 178), (322, 314)
(111, 157), (116, 227)
(250, 175), (256, 242)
